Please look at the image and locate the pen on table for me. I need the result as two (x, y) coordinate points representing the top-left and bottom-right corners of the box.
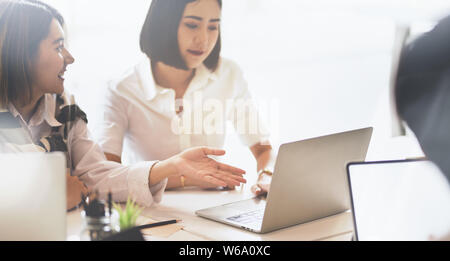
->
(136, 219), (181, 230)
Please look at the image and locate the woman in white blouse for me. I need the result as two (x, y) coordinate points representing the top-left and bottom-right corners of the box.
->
(100, 0), (274, 193)
(0, 0), (245, 210)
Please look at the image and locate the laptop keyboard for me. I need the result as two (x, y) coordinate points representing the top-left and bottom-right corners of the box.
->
(226, 209), (265, 225)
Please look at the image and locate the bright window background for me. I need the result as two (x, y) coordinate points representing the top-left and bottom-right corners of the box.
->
(43, 0), (450, 174)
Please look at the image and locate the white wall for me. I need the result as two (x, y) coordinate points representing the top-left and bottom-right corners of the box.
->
(43, 0), (450, 174)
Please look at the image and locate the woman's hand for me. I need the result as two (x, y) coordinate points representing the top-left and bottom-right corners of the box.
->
(185, 177), (225, 189)
(251, 172), (272, 196)
(249, 143), (275, 196)
(171, 147), (246, 188)
(186, 177), (238, 190)
(66, 171), (88, 210)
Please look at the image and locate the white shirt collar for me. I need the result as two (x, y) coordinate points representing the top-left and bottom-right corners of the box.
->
(136, 58), (219, 101)
(7, 94), (62, 128)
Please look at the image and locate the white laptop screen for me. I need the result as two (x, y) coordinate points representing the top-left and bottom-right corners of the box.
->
(0, 153), (66, 240)
(348, 160), (450, 241)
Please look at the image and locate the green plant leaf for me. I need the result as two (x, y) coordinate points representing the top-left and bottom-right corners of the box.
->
(113, 196), (144, 230)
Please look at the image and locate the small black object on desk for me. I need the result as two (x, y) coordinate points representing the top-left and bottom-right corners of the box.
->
(102, 227), (145, 241)
(81, 192), (106, 217)
(80, 191), (114, 241)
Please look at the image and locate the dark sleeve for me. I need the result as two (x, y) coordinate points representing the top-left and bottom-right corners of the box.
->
(395, 14), (450, 183)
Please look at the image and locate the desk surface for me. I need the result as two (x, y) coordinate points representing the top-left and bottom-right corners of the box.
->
(67, 185), (354, 241)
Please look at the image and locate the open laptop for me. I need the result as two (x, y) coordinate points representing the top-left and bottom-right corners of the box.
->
(0, 152), (67, 240)
(347, 159), (450, 241)
(196, 127), (373, 233)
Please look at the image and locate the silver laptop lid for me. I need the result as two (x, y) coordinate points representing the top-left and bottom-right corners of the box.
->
(0, 152), (66, 241)
(347, 159), (450, 241)
(261, 127), (372, 233)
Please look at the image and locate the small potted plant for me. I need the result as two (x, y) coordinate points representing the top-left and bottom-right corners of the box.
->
(113, 197), (144, 231)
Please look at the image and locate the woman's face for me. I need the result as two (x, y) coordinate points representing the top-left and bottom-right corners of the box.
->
(178, 0), (221, 69)
(31, 19), (74, 97)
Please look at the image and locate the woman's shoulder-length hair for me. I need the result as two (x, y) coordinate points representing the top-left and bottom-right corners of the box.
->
(139, 0), (222, 72)
(0, 0), (64, 108)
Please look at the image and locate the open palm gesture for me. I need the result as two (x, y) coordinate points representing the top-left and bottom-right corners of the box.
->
(173, 147), (246, 187)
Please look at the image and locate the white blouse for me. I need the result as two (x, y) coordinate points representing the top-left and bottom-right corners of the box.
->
(99, 57), (270, 163)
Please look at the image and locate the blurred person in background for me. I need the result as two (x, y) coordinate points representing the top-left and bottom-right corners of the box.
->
(395, 14), (450, 240)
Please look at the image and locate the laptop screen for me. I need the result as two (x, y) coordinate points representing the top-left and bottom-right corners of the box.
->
(0, 153), (66, 240)
(347, 160), (450, 241)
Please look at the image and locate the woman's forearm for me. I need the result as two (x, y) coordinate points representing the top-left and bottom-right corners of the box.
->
(255, 149), (275, 172)
(148, 158), (178, 186)
(250, 143), (275, 172)
(165, 175), (183, 189)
